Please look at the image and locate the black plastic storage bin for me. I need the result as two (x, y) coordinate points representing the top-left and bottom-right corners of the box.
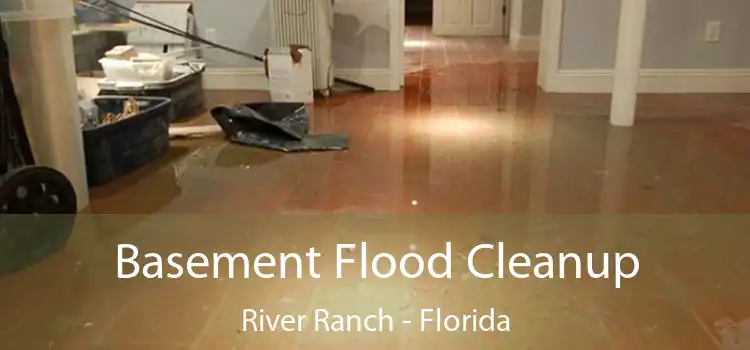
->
(98, 67), (204, 122)
(83, 96), (172, 186)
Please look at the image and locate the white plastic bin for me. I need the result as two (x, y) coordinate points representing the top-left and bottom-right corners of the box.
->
(99, 57), (174, 82)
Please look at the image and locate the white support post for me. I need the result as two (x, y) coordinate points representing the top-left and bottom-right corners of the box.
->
(609, 0), (648, 127)
(600, 128), (632, 212)
(1, 1), (90, 211)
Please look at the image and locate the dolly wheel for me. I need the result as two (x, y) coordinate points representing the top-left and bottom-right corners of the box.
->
(0, 166), (77, 214)
(0, 166), (77, 277)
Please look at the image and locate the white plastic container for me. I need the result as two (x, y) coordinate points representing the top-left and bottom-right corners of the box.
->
(105, 45), (137, 60)
(99, 57), (174, 82)
(99, 58), (138, 81)
(98, 62), (206, 90)
(132, 57), (174, 81)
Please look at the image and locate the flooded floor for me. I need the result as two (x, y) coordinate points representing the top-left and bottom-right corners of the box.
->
(4, 26), (750, 349)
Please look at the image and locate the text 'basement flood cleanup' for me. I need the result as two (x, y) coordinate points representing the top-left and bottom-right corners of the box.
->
(117, 242), (640, 288)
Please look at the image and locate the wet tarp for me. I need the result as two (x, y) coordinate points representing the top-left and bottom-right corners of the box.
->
(210, 102), (349, 152)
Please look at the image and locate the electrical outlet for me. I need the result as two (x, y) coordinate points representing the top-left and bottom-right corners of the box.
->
(205, 28), (217, 43)
(704, 21), (721, 42)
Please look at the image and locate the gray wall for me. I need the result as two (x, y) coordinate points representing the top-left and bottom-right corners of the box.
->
(559, 0), (750, 70)
(113, 0), (390, 69)
(194, 0), (269, 68)
(520, 0), (542, 36)
(333, 0), (390, 69)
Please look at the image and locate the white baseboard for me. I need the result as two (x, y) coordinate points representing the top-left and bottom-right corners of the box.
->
(202, 68), (267, 90)
(336, 68), (397, 91)
(543, 69), (750, 93)
(509, 34), (540, 51)
(203, 68), (396, 91)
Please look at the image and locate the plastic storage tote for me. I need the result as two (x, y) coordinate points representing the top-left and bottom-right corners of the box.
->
(82, 96), (172, 186)
(98, 65), (205, 121)
(99, 57), (174, 82)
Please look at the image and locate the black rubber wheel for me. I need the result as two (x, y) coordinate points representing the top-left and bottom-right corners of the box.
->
(0, 166), (77, 277)
(0, 166), (77, 214)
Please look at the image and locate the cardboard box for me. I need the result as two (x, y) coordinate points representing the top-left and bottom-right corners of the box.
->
(264, 45), (314, 103)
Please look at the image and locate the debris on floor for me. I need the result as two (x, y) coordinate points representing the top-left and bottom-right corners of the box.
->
(73, 260), (83, 274)
(169, 124), (224, 139)
(211, 102), (349, 153)
(102, 97), (140, 124)
(80, 96), (141, 129)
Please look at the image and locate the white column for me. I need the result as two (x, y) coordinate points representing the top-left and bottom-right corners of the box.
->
(528, 95), (553, 214)
(609, 0), (648, 127)
(5, 19), (90, 210)
(597, 128), (632, 252)
(509, 0), (524, 48)
(600, 128), (632, 212)
(1, 1), (90, 210)
(500, 64), (519, 211)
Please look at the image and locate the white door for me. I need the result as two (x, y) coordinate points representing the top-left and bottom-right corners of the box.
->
(433, 0), (507, 36)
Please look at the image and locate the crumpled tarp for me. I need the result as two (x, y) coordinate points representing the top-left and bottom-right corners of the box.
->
(210, 102), (349, 152)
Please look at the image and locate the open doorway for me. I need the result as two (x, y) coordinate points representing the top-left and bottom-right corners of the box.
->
(388, 0), (512, 89)
(401, 0), (510, 34)
(405, 0), (433, 26)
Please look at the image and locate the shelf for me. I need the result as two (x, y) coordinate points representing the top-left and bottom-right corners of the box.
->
(74, 22), (139, 35)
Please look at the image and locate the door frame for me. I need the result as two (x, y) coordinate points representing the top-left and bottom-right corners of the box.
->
(389, 0), (405, 90)
(388, 0), (511, 91)
(433, 0), (511, 36)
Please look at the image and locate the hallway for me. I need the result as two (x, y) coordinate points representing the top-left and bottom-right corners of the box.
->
(3, 27), (750, 349)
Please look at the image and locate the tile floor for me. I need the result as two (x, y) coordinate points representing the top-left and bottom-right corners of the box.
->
(3, 26), (750, 349)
